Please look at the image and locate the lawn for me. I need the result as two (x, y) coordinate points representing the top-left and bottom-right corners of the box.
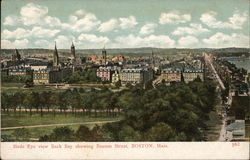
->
(1, 112), (122, 128)
(1, 123), (100, 141)
(1, 112), (122, 141)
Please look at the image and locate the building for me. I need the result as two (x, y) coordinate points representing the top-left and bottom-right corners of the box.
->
(12, 49), (21, 61)
(8, 68), (32, 76)
(53, 42), (59, 67)
(120, 68), (153, 85)
(96, 66), (113, 82)
(33, 69), (61, 84)
(161, 68), (181, 83)
(183, 69), (204, 83)
(71, 42), (76, 60)
(112, 70), (120, 83)
(112, 55), (125, 62)
(30, 65), (48, 71)
(102, 47), (107, 66)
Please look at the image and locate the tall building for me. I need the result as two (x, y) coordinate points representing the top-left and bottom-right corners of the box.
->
(12, 49), (21, 61)
(53, 42), (59, 67)
(102, 47), (107, 66)
(71, 42), (76, 60)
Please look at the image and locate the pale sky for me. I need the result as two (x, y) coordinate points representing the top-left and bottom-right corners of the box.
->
(1, 0), (249, 49)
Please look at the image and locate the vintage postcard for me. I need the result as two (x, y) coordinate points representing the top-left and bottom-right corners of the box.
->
(1, 0), (249, 159)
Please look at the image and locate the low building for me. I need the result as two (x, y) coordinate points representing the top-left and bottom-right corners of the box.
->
(33, 68), (72, 85)
(161, 68), (181, 83)
(30, 65), (48, 71)
(33, 69), (60, 84)
(112, 70), (120, 83)
(120, 68), (153, 85)
(96, 67), (113, 82)
(8, 68), (32, 76)
(183, 69), (204, 83)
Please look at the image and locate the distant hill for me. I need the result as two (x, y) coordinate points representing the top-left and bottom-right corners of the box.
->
(1, 47), (249, 57)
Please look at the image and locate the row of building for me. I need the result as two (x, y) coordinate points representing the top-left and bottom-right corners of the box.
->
(213, 56), (249, 95)
(96, 66), (154, 85)
(161, 68), (204, 83)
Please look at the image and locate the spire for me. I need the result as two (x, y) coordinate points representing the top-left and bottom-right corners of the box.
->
(71, 42), (76, 60)
(55, 41), (57, 49)
(15, 48), (21, 61)
(53, 41), (59, 67)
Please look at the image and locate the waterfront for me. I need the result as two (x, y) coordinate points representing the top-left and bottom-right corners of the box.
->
(222, 57), (250, 73)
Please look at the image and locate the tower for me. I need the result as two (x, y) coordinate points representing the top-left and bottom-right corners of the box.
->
(53, 42), (59, 67)
(151, 50), (155, 68)
(102, 47), (107, 66)
(15, 49), (21, 61)
(71, 42), (76, 60)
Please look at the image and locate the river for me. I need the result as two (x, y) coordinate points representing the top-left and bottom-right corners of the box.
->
(222, 57), (250, 73)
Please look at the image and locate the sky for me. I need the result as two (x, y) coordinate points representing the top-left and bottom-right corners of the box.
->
(1, 0), (249, 49)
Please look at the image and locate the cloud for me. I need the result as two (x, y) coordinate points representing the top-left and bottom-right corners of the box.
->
(44, 16), (62, 27)
(2, 28), (30, 39)
(172, 23), (210, 36)
(62, 13), (101, 32)
(140, 23), (157, 35)
(1, 39), (29, 49)
(200, 10), (248, 29)
(2, 27), (60, 40)
(159, 11), (191, 24)
(34, 39), (50, 47)
(203, 32), (249, 48)
(20, 3), (48, 25)
(3, 16), (20, 26)
(114, 34), (175, 48)
(54, 35), (75, 48)
(74, 9), (87, 16)
(119, 16), (138, 29)
(31, 27), (60, 38)
(78, 34), (110, 43)
(98, 19), (118, 32)
(178, 36), (199, 47)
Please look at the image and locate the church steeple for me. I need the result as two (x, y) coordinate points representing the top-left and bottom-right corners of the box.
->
(53, 41), (59, 67)
(71, 42), (76, 60)
(102, 46), (107, 66)
(15, 48), (21, 61)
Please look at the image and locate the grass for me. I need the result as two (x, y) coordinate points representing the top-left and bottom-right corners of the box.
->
(1, 112), (122, 128)
(1, 82), (24, 87)
(1, 123), (100, 141)
(1, 112), (122, 141)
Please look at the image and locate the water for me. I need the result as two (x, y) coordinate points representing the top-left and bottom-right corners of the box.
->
(222, 57), (250, 73)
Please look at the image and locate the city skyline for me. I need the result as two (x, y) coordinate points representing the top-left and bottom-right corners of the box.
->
(1, 0), (249, 49)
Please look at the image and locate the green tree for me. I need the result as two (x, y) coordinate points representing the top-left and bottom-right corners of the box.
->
(145, 122), (175, 141)
(12, 128), (30, 141)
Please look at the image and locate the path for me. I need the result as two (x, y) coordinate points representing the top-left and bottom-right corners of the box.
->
(1, 120), (119, 130)
(204, 53), (225, 90)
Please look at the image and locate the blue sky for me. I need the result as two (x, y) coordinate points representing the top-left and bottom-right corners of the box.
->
(1, 0), (249, 49)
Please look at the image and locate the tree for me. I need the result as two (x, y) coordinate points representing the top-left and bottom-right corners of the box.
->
(118, 125), (141, 141)
(12, 128), (30, 141)
(42, 127), (74, 141)
(115, 80), (122, 88)
(145, 122), (175, 141)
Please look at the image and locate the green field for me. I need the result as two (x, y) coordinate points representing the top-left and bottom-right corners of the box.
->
(1, 112), (122, 141)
